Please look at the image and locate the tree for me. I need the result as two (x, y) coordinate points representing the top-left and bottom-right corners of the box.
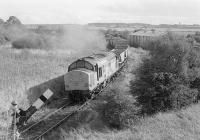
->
(103, 90), (138, 129)
(130, 33), (200, 114)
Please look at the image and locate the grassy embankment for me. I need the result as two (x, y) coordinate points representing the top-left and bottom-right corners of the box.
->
(63, 103), (200, 140)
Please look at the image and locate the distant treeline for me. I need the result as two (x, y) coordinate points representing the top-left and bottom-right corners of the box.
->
(88, 23), (200, 28)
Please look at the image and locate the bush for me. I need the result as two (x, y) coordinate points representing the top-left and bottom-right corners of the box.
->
(186, 31), (200, 44)
(12, 34), (45, 49)
(194, 36), (200, 44)
(103, 90), (138, 129)
(170, 85), (198, 109)
(131, 72), (177, 114)
(130, 32), (200, 114)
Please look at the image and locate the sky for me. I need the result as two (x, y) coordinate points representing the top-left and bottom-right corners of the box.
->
(0, 0), (200, 24)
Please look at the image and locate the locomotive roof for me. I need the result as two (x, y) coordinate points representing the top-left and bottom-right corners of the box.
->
(73, 68), (94, 74)
(81, 51), (116, 65)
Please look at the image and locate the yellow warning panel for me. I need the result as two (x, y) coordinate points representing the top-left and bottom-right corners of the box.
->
(32, 99), (43, 109)
(43, 89), (54, 99)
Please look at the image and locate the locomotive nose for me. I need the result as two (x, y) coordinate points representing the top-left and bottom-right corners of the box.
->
(64, 70), (90, 91)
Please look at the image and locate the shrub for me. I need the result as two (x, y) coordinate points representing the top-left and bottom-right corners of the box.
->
(12, 35), (45, 49)
(103, 90), (138, 129)
(170, 85), (198, 109)
(186, 31), (200, 44)
(130, 32), (200, 114)
(194, 36), (200, 44)
(131, 72), (177, 114)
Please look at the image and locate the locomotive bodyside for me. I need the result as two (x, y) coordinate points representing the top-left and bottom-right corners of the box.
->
(97, 56), (117, 84)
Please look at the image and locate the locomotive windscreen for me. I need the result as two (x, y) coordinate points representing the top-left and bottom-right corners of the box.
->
(68, 60), (94, 71)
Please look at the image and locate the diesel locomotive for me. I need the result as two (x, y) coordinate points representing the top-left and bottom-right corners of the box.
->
(64, 45), (128, 102)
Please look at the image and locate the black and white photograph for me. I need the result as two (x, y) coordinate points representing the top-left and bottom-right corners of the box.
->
(0, 0), (200, 139)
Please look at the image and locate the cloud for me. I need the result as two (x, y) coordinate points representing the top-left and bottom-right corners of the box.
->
(99, 0), (200, 17)
(0, 0), (200, 24)
(97, 0), (200, 24)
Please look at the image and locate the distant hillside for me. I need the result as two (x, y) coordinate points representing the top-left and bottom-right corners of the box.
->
(88, 23), (200, 29)
(88, 23), (152, 28)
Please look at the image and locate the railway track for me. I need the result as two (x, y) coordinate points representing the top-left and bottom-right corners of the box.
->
(16, 59), (128, 140)
(18, 103), (78, 140)
(19, 90), (104, 140)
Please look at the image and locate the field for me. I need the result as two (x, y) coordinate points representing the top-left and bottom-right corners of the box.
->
(0, 25), (107, 109)
(155, 27), (200, 36)
(0, 41), (146, 139)
(1, 25), (200, 140)
(0, 47), (72, 107)
(0, 46), (70, 129)
(0, 41), (105, 135)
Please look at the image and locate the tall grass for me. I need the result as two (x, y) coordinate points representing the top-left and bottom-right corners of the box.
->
(59, 103), (200, 140)
(0, 47), (77, 132)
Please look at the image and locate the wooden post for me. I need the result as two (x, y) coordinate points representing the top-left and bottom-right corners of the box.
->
(13, 110), (16, 140)
(13, 109), (19, 140)
(6, 110), (9, 140)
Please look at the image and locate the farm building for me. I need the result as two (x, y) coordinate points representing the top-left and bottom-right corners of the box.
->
(128, 29), (166, 47)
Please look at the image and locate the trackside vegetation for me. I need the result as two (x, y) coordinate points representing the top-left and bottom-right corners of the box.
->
(130, 32), (200, 114)
(103, 90), (138, 129)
